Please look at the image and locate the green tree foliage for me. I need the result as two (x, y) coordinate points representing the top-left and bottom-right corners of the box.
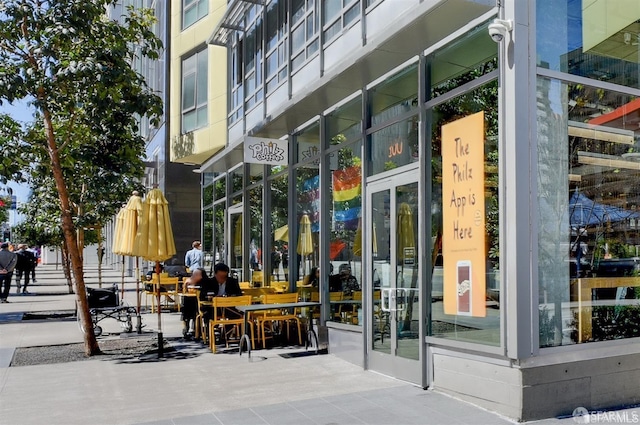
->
(0, 0), (162, 355)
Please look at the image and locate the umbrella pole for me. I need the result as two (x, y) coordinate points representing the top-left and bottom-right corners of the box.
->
(121, 256), (125, 305)
(155, 261), (164, 358)
(135, 257), (142, 334)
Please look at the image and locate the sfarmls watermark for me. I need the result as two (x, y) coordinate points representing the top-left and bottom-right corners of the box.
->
(573, 407), (639, 424)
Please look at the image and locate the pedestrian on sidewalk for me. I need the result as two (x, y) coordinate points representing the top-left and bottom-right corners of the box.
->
(0, 242), (17, 303)
(28, 245), (40, 282)
(15, 244), (36, 294)
(185, 240), (203, 272)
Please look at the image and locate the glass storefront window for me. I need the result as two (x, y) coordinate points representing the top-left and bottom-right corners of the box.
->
(328, 141), (363, 324)
(295, 167), (320, 290)
(230, 210), (243, 282)
(537, 0), (640, 89)
(270, 174), (289, 283)
(430, 79), (500, 346)
(231, 165), (243, 193)
(249, 163), (264, 185)
(203, 184), (213, 207)
(367, 116), (419, 176)
(249, 185), (263, 286)
(203, 207), (213, 253)
(327, 95), (362, 145)
(296, 122), (321, 163)
(369, 64), (417, 127)
(537, 76), (640, 347)
(213, 202), (225, 265)
(214, 176), (226, 201)
(428, 23), (497, 100)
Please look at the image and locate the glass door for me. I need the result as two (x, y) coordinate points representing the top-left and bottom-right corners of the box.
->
(366, 173), (422, 385)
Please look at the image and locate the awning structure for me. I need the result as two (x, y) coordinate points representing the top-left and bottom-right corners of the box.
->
(208, 0), (265, 46)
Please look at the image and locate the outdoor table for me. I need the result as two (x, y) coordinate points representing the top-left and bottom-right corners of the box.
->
(235, 301), (321, 359)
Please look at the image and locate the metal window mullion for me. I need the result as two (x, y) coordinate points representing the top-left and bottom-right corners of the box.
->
(287, 134), (296, 293)
(319, 114), (330, 325)
(418, 53), (429, 389)
(361, 85), (370, 368)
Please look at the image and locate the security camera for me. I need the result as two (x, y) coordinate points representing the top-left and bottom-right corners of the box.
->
(488, 19), (513, 43)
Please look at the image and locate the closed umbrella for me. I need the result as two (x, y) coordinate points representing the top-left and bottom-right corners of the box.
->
(234, 216), (242, 257)
(397, 203), (415, 263)
(112, 192), (143, 332)
(134, 188), (176, 357)
(397, 202), (416, 332)
(297, 214), (313, 275)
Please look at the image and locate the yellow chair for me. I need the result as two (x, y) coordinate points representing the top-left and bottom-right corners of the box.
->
(252, 271), (264, 287)
(209, 295), (255, 354)
(254, 293), (302, 349)
(239, 281), (251, 290)
(194, 290), (210, 344)
(144, 277), (180, 313)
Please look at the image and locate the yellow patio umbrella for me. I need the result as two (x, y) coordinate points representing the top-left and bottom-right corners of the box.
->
(112, 192), (144, 332)
(297, 214), (313, 275)
(113, 192), (143, 256)
(274, 224), (288, 242)
(353, 218), (378, 257)
(397, 202), (416, 263)
(112, 207), (126, 257)
(297, 214), (313, 256)
(134, 188), (176, 357)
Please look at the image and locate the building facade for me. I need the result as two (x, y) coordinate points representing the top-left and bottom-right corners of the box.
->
(106, 0), (201, 264)
(200, 0), (640, 420)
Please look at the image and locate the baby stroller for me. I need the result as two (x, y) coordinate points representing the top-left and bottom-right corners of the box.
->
(77, 284), (137, 336)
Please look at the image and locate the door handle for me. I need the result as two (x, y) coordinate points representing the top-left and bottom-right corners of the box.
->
(381, 288), (391, 312)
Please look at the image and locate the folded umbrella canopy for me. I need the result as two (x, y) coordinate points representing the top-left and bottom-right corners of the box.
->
(134, 188), (176, 357)
(353, 218), (378, 258)
(274, 224), (289, 242)
(112, 192), (144, 332)
(297, 214), (314, 275)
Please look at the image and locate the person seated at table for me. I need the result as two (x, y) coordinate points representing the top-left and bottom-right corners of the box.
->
(337, 263), (359, 296)
(305, 267), (321, 287)
(181, 268), (210, 339)
(198, 263), (243, 344)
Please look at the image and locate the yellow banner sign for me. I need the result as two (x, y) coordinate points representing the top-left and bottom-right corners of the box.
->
(442, 112), (486, 317)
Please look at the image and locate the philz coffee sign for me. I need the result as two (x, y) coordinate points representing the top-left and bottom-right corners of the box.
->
(244, 137), (288, 166)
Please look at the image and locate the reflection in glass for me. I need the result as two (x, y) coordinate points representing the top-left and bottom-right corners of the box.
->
(537, 0), (640, 89)
(249, 163), (264, 185)
(231, 165), (243, 193)
(296, 122), (321, 163)
(214, 176), (226, 200)
(203, 207), (213, 253)
(371, 189), (391, 354)
(368, 116), (419, 176)
(249, 185), (263, 286)
(538, 77), (640, 347)
(428, 22), (497, 100)
(230, 212), (243, 282)
(271, 174), (289, 282)
(430, 79), (500, 346)
(327, 95), (362, 145)
(203, 184), (213, 207)
(370, 64), (417, 127)
(213, 202), (225, 265)
(328, 141), (363, 324)
(295, 167), (320, 285)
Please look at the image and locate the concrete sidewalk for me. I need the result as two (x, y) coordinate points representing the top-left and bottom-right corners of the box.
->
(0, 265), (637, 425)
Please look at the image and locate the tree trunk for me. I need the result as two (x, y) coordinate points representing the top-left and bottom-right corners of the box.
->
(61, 240), (74, 294)
(42, 107), (100, 356)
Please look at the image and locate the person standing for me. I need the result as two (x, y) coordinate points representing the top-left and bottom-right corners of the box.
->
(0, 242), (17, 303)
(15, 244), (36, 294)
(28, 245), (40, 282)
(184, 240), (203, 272)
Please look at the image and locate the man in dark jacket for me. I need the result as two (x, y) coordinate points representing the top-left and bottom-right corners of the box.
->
(15, 244), (36, 294)
(0, 242), (17, 303)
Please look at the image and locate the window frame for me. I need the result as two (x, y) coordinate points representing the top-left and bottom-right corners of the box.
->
(182, 0), (208, 30)
(181, 48), (208, 134)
